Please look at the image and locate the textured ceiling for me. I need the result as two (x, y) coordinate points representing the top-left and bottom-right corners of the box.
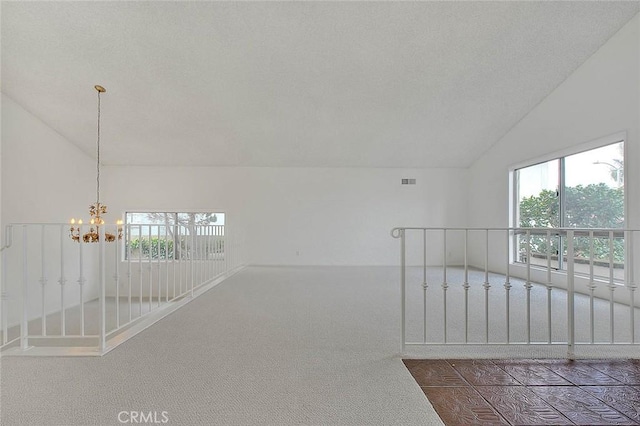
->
(2, 1), (639, 168)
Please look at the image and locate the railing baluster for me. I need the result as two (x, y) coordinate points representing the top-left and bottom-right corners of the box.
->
(78, 225), (85, 336)
(99, 225), (106, 352)
(589, 231), (596, 343)
(483, 229), (490, 343)
(58, 225), (66, 336)
(212, 226), (216, 278)
(21, 226), (28, 350)
(191, 228), (195, 297)
(525, 230), (532, 344)
(504, 229), (511, 344)
(215, 225), (219, 277)
(201, 225), (205, 283)
(463, 230), (469, 343)
(40, 225), (47, 336)
(1, 229), (8, 345)
(127, 224), (132, 323)
(173, 224), (177, 299)
(180, 225), (184, 296)
(628, 231), (636, 343)
(148, 226), (153, 312)
(194, 225), (198, 285)
(608, 230), (616, 343)
(199, 225), (203, 284)
(207, 225), (211, 280)
(442, 229), (447, 343)
(423, 229), (428, 344)
(400, 229), (406, 354)
(567, 230), (575, 359)
(181, 225), (184, 293)
(216, 225), (220, 277)
(165, 226), (169, 303)
(138, 225), (143, 318)
(157, 225), (161, 307)
(546, 230), (553, 344)
(224, 226), (228, 274)
(115, 225), (120, 330)
(216, 226), (219, 273)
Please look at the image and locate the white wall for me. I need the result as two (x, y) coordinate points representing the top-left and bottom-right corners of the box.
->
(1, 94), (99, 326)
(1, 94), (98, 224)
(104, 166), (469, 266)
(467, 14), (639, 298)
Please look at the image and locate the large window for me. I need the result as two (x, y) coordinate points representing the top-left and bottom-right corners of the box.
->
(124, 212), (225, 260)
(514, 140), (624, 278)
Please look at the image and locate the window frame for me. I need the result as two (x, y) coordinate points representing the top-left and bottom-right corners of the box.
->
(123, 210), (226, 261)
(509, 132), (626, 270)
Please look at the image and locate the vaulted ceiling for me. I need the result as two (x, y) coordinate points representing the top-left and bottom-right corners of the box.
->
(2, 1), (639, 168)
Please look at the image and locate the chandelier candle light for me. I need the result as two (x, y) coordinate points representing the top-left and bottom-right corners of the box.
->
(69, 85), (123, 243)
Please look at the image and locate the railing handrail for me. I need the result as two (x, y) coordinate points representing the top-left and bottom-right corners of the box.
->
(4, 222), (224, 227)
(391, 226), (638, 239)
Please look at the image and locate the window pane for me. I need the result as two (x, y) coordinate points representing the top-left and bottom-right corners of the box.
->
(516, 160), (560, 267)
(563, 142), (624, 280)
(517, 159), (559, 228)
(563, 142), (624, 228)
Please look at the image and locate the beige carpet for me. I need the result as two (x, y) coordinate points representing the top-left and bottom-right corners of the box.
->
(1, 266), (444, 426)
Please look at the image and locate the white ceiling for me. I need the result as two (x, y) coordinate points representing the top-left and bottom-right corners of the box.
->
(2, 1), (639, 168)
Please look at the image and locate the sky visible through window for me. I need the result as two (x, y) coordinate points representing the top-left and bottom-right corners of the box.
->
(518, 142), (623, 199)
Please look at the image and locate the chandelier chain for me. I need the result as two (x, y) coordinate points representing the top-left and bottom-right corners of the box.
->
(96, 88), (101, 205)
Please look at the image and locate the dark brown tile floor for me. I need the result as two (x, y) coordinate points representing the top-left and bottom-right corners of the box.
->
(404, 358), (640, 426)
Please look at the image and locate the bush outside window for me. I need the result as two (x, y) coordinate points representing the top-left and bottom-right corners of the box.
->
(124, 212), (225, 260)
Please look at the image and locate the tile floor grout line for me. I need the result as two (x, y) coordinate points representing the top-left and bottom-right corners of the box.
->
(406, 358), (640, 426)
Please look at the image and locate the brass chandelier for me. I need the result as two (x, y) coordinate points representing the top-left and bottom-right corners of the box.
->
(69, 85), (123, 243)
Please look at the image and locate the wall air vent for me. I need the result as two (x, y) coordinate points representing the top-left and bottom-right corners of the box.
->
(401, 178), (416, 185)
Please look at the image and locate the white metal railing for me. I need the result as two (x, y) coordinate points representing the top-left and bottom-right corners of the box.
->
(391, 227), (639, 358)
(0, 223), (245, 355)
